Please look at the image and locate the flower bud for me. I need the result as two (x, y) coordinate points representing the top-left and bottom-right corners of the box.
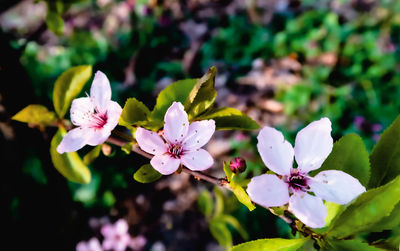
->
(229, 157), (247, 173)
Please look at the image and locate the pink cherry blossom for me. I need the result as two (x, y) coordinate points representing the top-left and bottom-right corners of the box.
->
(57, 71), (122, 153)
(135, 102), (215, 175)
(76, 238), (103, 251)
(247, 118), (366, 228)
(101, 219), (131, 251)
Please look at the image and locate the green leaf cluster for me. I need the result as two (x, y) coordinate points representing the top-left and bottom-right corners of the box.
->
(119, 66), (259, 133)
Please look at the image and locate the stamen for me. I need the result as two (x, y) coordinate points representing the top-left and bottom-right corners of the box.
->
(167, 143), (185, 159)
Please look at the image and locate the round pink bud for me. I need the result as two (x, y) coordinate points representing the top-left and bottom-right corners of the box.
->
(229, 157), (247, 173)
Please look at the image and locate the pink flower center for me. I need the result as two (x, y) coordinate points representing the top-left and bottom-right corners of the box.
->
(89, 112), (108, 129)
(167, 143), (184, 158)
(286, 171), (309, 192)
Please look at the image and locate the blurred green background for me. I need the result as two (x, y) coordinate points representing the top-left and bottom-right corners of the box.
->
(1, 0), (400, 250)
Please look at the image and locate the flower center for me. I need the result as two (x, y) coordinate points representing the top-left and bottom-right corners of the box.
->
(167, 143), (184, 159)
(90, 112), (108, 129)
(287, 171), (309, 192)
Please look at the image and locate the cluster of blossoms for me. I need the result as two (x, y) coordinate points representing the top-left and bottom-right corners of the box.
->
(76, 219), (146, 251)
(59, 71), (366, 229)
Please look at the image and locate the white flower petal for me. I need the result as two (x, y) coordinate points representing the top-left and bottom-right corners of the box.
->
(309, 170), (366, 205)
(257, 127), (294, 175)
(90, 71), (111, 113)
(104, 100), (122, 131)
(247, 174), (290, 208)
(56, 127), (93, 153)
(163, 102), (189, 144)
(294, 118), (333, 173)
(183, 120), (215, 149)
(150, 154), (181, 175)
(135, 128), (166, 155)
(181, 149), (214, 171)
(115, 219), (129, 235)
(86, 129), (111, 146)
(288, 193), (327, 228)
(70, 97), (94, 127)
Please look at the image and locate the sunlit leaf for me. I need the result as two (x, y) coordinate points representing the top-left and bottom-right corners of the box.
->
(133, 164), (162, 183)
(368, 202), (400, 233)
(119, 98), (151, 128)
(231, 238), (308, 251)
(328, 175), (400, 238)
(53, 65), (92, 118)
(50, 129), (91, 184)
(12, 104), (57, 126)
(83, 145), (101, 165)
(324, 239), (380, 251)
(196, 107), (259, 130)
(369, 115), (400, 188)
(184, 66), (217, 120)
(150, 79), (197, 123)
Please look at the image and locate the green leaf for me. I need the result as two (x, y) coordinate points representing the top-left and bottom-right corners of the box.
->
(209, 220), (232, 250)
(214, 214), (249, 240)
(83, 145), (101, 165)
(184, 66), (217, 120)
(213, 187), (225, 217)
(311, 133), (370, 186)
(198, 189), (214, 218)
(46, 10), (64, 35)
(53, 65), (92, 118)
(231, 238), (308, 251)
(328, 175), (400, 238)
(369, 115), (400, 188)
(196, 107), (259, 130)
(230, 182), (256, 211)
(119, 98), (151, 128)
(50, 129), (91, 184)
(150, 79), (197, 123)
(223, 162), (255, 211)
(133, 164), (162, 183)
(12, 104), (57, 126)
(224, 161), (234, 181)
(324, 239), (381, 251)
(368, 202), (400, 232)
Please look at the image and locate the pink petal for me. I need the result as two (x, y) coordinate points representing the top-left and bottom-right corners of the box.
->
(56, 127), (94, 153)
(87, 238), (102, 251)
(86, 129), (111, 146)
(90, 71), (111, 113)
(309, 170), (366, 205)
(257, 127), (293, 176)
(135, 128), (166, 155)
(70, 97), (94, 127)
(247, 174), (290, 207)
(150, 154), (181, 175)
(76, 241), (88, 251)
(288, 193), (327, 228)
(181, 149), (214, 171)
(114, 219), (129, 235)
(102, 238), (114, 250)
(183, 120), (215, 149)
(101, 224), (115, 238)
(294, 118), (333, 173)
(103, 100), (122, 131)
(163, 102), (189, 144)
(114, 234), (131, 251)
